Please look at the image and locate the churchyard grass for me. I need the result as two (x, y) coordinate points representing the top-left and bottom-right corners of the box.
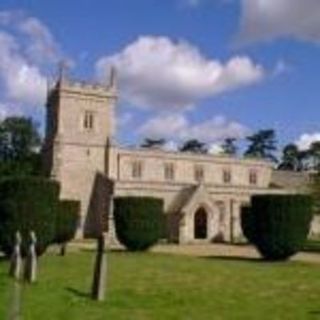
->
(0, 258), (11, 317)
(1, 250), (320, 319)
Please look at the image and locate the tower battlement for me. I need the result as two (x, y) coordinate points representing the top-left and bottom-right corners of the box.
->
(48, 63), (117, 98)
(52, 77), (116, 96)
(43, 66), (117, 238)
(48, 78), (117, 101)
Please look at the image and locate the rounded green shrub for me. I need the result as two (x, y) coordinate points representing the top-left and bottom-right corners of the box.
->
(241, 195), (313, 261)
(241, 206), (256, 244)
(55, 200), (80, 245)
(114, 197), (164, 251)
(0, 176), (60, 256)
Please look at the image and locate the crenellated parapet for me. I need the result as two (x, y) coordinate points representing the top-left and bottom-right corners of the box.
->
(47, 62), (117, 99)
(58, 78), (117, 97)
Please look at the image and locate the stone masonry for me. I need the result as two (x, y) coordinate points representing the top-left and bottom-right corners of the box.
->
(43, 71), (320, 244)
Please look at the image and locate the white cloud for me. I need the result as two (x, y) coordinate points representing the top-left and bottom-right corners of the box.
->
(0, 31), (46, 106)
(137, 113), (249, 142)
(138, 113), (187, 138)
(0, 11), (66, 111)
(296, 133), (320, 151)
(208, 143), (224, 155)
(19, 17), (60, 64)
(96, 36), (264, 110)
(0, 101), (28, 119)
(0, 102), (8, 119)
(163, 140), (179, 151)
(238, 0), (320, 44)
(0, 10), (61, 64)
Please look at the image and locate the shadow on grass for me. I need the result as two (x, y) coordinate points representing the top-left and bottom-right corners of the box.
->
(202, 255), (295, 264)
(80, 248), (125, 254)
(66, 287), (91, 299)
(0, 255), (8, 262)
(79, 248), (94, 253)
(202, 255), (265, 264)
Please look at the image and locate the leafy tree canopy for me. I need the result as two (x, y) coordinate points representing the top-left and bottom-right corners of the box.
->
(0, 116), (42, 177)
(179, 139), (208, 154)
(278, 143), (300, 171)
(141, 138), (166, 149)
(245, 129), (277, 162)
(222, 138), (237, 156)
(309, 141), (320, 171)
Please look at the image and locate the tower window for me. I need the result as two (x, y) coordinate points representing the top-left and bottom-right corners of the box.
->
(132, 161), (143, 179)
(194, 165), (204, 182)
(83, 111), (94, 130)
(164, 163), (175, 181)
(223, 169), (232, 184)
(249, 170), (258, 185)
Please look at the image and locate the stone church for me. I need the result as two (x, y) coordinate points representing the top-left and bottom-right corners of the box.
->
(43, 70), (313, 244)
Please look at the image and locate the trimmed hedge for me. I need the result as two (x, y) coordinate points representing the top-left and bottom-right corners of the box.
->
(241, 206), (255, 244)
(0, 177), (60, 256)
(241, 195), (313, 261)
(55, 200), (80, 245)
(114, 197), (163, 251)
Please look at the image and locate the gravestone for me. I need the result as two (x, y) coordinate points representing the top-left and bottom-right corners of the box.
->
(24, 231), (37, 283)
(9, 231), (22, 280)
(91, 232), (107, 301)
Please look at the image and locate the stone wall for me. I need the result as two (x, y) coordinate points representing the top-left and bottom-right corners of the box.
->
(110, 146), (273, 188)
(44, 77), (117, 237)
(271, 170), (311, 193)
(45, 75), (320, 243)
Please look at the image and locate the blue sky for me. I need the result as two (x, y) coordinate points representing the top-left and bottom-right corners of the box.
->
(0, 0), (320, 153)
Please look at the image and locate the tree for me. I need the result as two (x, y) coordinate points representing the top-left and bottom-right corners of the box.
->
(114, 197), (163, 251)
(54, 200), (80, 256)
(222, 138), (237, 156)
(278, 144), (299, 171)
(0, 177), (60, 257)
(0, 117), (42, 177)
(141, 138), (166, 149)
(310, 171), (320, 216)
(309, 141), (320, 171)
(244, 129), (277, 162)
(297, 150), (310, 171)
(179, 139), (208, 154)
(241, 195), (312, 261)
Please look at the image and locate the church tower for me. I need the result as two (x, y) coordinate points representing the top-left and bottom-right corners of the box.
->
(43, 66), (117, 237)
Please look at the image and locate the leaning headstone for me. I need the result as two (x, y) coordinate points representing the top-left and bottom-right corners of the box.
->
(24, 231), (37, 283)
(91, 232), (107, 301)
(9, 231), (22, 280)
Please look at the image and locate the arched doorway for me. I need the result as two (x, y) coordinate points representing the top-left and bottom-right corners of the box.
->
(194, 208), (208, 239)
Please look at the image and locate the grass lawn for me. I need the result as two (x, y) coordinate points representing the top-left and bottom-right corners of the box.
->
(1, 250), (320, 320)
(0, 258), (11, 317)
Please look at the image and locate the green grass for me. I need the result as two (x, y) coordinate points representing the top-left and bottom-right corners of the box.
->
(1, 251), (320, 319)
(0, 258), (11, 317)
